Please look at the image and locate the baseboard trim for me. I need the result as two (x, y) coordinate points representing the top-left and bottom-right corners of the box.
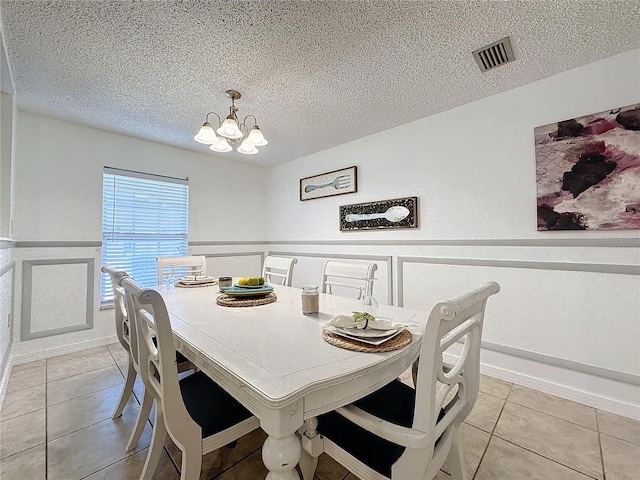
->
(442, 352), (640, 421)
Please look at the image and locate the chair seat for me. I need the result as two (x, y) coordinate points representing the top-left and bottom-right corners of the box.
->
(317, 380), (415, 477)
(180, 371), (254, 438)
(318, 380), (445, 478)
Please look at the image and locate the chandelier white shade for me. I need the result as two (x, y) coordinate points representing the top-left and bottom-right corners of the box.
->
(193, 122), (217, 144)
(209, 136), (232, 153)
(194, 90), (268, 155)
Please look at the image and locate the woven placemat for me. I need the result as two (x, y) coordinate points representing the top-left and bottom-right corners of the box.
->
(216, 292), (277, 307)
(176, 281), (217, 288)
(322, 329), (412, 352)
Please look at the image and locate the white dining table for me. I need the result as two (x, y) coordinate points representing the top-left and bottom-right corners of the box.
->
(156, 283), (427, 480)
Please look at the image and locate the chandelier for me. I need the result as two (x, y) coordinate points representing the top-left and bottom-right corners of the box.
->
(193, 90), (268, 155)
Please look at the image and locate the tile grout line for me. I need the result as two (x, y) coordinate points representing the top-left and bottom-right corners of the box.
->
(208, 443), (265, 479)
(503, 390), (608, 480)
(505, 386), (600, 433)
(48, 352), (134, 479)
(494, 435), (603, 480)
(163, 443), (181, 477)
(46, 356), (131, 443)
(471, 382), (513, 480)
(595, 411), (607, 480)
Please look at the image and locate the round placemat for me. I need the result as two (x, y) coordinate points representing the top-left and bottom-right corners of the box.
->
(322, 329), (412, 352)
(216, 292), (277, 307)
(176, 281), (218, 288)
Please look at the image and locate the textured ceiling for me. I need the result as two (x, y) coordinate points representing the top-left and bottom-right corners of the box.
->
(1, 0), (639, 167)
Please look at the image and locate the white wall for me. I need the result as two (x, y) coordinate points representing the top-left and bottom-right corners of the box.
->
(10, 112), (269, 360)
(266, 49), (640, 418)
(0, 91), (13, 237)
(13, 111), (268, 243)
(267, 49), (640, 242)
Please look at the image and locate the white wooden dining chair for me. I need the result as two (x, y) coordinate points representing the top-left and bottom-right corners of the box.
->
(102, 266), (134, 418)
(320, 260), (377, 300)
(121, 276), (261, 480)
(102, 265), (196, 453)
(157, 255), (207, 285)
(262, 255), (298, 286)
(299, 281), (500, 480)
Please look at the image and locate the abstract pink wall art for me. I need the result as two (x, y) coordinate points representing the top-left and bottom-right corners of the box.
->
(535, 103), (640, 231)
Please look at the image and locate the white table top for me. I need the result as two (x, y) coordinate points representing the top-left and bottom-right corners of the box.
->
(157, 283), (427, 411)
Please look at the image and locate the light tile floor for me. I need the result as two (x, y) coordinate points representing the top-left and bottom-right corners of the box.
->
(1, 343), (639, 480)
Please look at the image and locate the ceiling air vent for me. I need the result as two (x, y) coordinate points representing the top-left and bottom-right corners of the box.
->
(472, 36), (515, 72)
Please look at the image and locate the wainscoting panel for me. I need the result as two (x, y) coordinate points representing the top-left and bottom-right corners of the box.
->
(398, 257), (640, 378)
(201, 252), (265, 279)
(0, 258), (15, 407)
(21, 258), (94, 340)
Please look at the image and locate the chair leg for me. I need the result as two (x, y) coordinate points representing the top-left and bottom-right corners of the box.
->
(140, 407), (167, 480)
(125, 389), (153, 452)
(179, 438), (203, 480)
(446, 425), (468, 480)
(299, 418), (321, 480)
(299, 449), (318, 480)
(112, 359), (136, 419)
(411, 358), (419, 388)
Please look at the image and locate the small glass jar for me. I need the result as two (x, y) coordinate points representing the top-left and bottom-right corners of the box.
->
(218, 276), (232, 290)
(302, 286), (319, 315)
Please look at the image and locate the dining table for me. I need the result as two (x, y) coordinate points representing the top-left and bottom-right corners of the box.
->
(156, 282), (428, 480)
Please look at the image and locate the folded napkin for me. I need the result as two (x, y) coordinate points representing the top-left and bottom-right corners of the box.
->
(180, 275), (216, 281)
(326, 314), (404, 331)
(177, 275), (217, 285)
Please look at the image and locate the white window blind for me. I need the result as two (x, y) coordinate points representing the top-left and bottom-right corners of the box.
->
(101, 167), (189, 305)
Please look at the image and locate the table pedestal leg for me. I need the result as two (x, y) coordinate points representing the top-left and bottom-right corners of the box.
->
(262, 432), (301, 480)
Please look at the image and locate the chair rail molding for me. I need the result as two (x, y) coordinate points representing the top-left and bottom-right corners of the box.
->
(264, 238), (640, 247)
(0, 238), (16, 249)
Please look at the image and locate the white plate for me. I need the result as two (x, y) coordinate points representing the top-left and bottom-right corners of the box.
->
(326, 327), (405, 345)
(233, 283), (271, 289)
(336, 327), (400, 338)
(177, 277), (217, 285)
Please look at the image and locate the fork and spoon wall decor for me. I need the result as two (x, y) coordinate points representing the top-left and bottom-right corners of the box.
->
(299, 166), (418, 231)
(300, 166), (357, 201)
(340, 197), (418, 231)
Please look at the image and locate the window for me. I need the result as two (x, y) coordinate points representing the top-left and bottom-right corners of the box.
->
(101, 167), (189, 305)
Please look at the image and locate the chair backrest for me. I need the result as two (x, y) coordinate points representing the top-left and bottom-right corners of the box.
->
(121, 276), (197, 440)
(262, 255), (298, 286)
(320, 260), (377, 300)
(157, 255), (207, 285)
(396, 281), (500, 479)
(101, 266), (131, 353)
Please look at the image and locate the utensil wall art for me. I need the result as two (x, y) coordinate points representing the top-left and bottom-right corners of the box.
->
(340, 197), (418, 231)
(300, 166), (357, 201)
